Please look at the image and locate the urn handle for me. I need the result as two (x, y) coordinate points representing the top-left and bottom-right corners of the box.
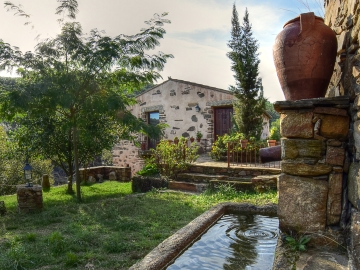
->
(300, 12), (315, 35)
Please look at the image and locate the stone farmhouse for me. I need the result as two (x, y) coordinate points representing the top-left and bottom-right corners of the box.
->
(112, 78), (271, 174)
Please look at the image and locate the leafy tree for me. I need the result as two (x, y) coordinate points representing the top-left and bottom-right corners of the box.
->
(0, 125), (53, 195)
(0, 1), (172, 201)
(265, 100), (280, 126)
(227, 5), (266, 140)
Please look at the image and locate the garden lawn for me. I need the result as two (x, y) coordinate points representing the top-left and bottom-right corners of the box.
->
(0, 182), (277, 269)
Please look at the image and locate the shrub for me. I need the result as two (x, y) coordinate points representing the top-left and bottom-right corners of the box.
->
(0, 126), (54, 195)
(150, 137), (198, 179)
(136, 162), (159, 176)
(131, 176), (168, 193)
(269, 119), (281, 141)
(210, 133), (266, 161)
(210, 133), (245, 160)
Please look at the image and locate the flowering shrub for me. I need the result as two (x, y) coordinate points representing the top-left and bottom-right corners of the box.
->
(210, 133), (265, 161)
(149, 137), (198, 179)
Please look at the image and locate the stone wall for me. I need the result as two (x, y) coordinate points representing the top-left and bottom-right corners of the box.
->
(274, 97), (349, 234)
(325, 1), (360, 268)
(79, 166), (131, 182)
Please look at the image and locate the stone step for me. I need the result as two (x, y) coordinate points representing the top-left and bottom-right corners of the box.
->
(170, 174), (280, 193)
(168, 181), (208, 193)
(176, 173), (252, 183)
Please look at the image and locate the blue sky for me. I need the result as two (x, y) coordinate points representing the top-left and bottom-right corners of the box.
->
(0, 0), (324, 102)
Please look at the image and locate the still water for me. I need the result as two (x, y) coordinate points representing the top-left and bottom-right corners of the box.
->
(166, 213), (279, 270)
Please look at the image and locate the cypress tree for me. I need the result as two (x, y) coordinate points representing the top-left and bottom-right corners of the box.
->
(227, 5), (266, 140)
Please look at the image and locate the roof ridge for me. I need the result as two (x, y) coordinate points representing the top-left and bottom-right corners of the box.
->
(135, 78), (232, 97)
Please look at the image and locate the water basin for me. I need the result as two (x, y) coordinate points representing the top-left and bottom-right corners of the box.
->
(167, 213), (279, 270)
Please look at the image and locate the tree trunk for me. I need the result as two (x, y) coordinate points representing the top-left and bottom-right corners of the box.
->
(73, 126), (82, 202)
(67, 130), (74, 193)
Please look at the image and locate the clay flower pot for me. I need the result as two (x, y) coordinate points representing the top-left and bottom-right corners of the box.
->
(273, 12), (337, 101)
(267, 140), (277, 147)
(190, 137), (195, 143)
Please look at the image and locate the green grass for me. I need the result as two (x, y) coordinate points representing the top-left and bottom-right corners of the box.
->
(0, 182), (277, 269)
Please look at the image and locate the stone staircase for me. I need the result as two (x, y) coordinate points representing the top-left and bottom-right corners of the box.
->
(168, 164), (281, 193)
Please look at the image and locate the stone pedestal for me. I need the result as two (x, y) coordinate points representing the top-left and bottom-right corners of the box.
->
(17, 185), (43, 213)
(275, 97), (350, 234)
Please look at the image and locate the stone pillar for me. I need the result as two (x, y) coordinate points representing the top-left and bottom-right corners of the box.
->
(42, 174), (51, 190)
(274, 97), (349, 234)
(17, 185), (43, 212)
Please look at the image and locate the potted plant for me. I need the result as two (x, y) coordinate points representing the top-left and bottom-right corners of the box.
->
(174, 136), (179, 144)
(196, 131), (203, 142)
(267, 139), (277, 147)
(190, 136), (195, 143)
(267, 119), (280, 147)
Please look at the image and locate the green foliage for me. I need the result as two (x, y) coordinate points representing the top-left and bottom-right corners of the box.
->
(136, 162), (159, 176)
(101, 149), (113, 166)
(196, 131), (203, 139)
(269, 119), (281, 141)
(150, 137), (199, 179)
(0, 126), (53, 195)
(285, 234), (311, 252)
(227, 5), (267, 140)
(0, 1), (172, 201)
(265, 101), (280, 125)
(210, 132), (251, 160)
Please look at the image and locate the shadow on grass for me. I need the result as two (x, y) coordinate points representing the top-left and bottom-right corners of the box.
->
(0, 189), (205, 269)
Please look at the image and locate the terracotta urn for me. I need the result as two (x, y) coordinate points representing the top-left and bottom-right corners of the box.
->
(273, 12), (337, 100)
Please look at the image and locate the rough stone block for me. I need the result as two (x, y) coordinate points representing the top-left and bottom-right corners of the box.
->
(348, 162), (360, 209)
(349, 211), (360, 270)
(327, 173), (343, 225)
(281, 161), (332, 176)
(168, 181), (197, 192)
(327, 139), (343, 147)
(109, 171), (117, 180)
(281, 138), (325, 160)
(280, 112), (313, 138)
(313, 107), (348, 116)
(326, 146), (345, 166)
(318, 115), (349, 140)
(353, 120), (360, 153)
(278, 174), (328, 233)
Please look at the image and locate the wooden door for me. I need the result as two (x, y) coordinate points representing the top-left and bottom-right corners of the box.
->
(214, 107), (233, 139)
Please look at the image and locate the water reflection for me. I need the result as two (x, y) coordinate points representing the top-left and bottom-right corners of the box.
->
(166, 213), (279, 270)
